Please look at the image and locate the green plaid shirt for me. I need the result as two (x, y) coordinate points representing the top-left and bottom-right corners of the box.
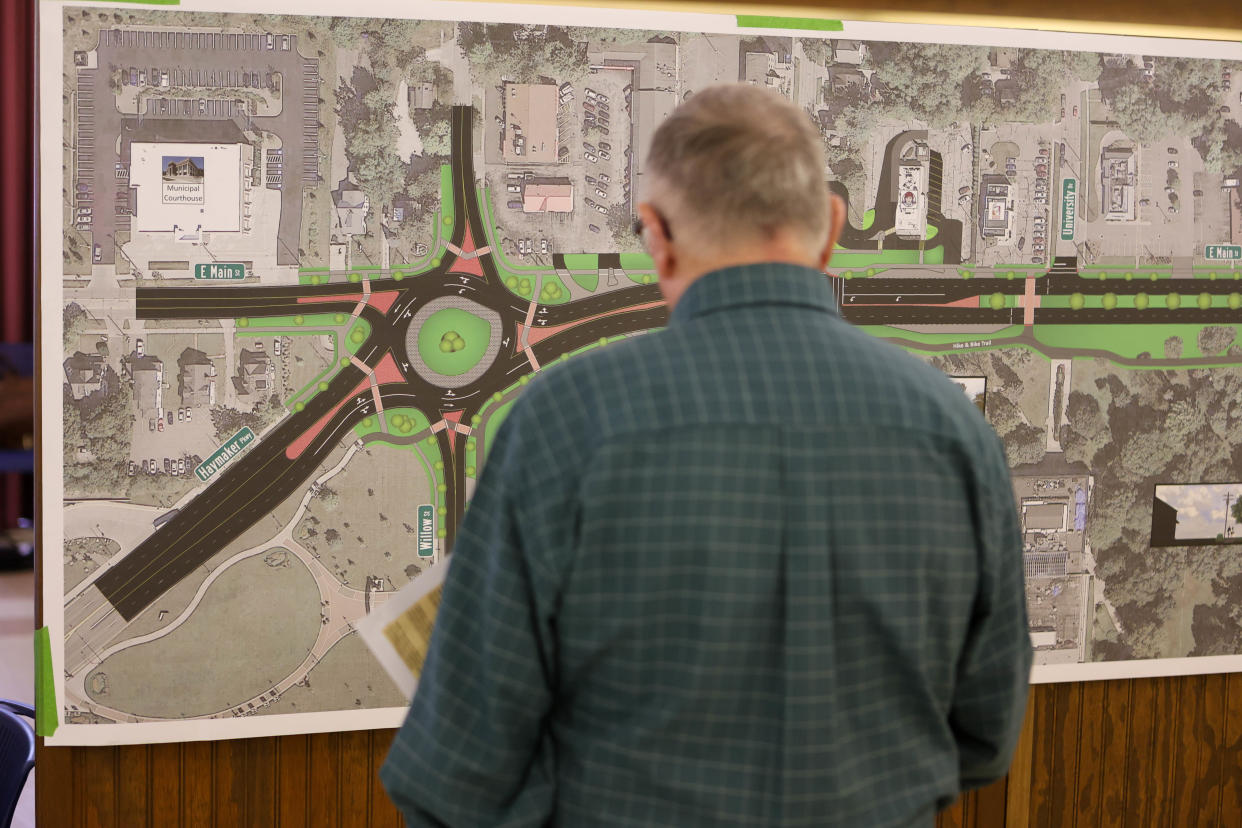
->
(382, 263), (1031, 827)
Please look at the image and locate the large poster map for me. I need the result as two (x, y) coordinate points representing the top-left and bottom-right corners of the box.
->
(41, 0), (1242, 744)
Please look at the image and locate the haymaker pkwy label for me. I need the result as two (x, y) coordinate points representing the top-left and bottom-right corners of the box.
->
(195, 427), (256, 483)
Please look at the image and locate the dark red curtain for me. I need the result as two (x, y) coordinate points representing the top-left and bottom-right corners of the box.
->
(1, 0), (35, 528)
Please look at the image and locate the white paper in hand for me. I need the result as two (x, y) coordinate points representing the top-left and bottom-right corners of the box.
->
(357, 557), (449, 700)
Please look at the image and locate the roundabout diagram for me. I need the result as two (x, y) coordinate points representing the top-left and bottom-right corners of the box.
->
(408, 298), (502, 387)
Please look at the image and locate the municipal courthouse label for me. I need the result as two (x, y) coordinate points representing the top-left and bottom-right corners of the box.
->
(161, 155), (205, 204)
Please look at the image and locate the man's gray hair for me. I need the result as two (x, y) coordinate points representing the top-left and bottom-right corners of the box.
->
(645, 84), (831, 247)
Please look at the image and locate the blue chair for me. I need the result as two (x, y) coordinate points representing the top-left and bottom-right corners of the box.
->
(0, 699), (34, 828)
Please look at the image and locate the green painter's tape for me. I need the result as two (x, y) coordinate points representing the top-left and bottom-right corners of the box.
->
(736, 15), (844, 31)
(34, 626), (57, 738)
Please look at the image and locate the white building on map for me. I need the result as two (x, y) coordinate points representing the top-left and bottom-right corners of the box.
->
(129, 141), (244, 240)
(893, 136), (929, 240)
(1100, 144), (1137, 222)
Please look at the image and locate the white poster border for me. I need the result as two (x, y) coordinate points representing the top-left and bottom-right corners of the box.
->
(38, 0), (1242, 746)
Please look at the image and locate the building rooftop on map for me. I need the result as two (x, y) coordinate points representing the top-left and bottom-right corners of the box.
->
(979, 173), (1012, 239)
(129, 141), (244, 238)
(178, 349), (218, 408)
(233, 348), (272, 396)
(522, 178), (574, 213)
(988, 47), (1015, 72)
(639, 38), (678, 88)
(831, 40), (867, 65)
(503, 83), (559, 163)
(1024, 549), (1069, 579)
(408, 81), (435, 110)
(743, 51), (780, 87)
(828, 66), (866, 97)
(741, 37), (793, 95)
(63, 352), (105, 400)
(1100, 144), (1137, 222)
(585, 38), (681, 207)
(130, 356), (164, 416)
(333, 189), (370, 236)
(892, 135), (929, 240)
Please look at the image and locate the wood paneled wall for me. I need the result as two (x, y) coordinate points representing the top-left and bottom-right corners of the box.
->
(33, 676), (1242, 826)
(33, 0), (1242, 825)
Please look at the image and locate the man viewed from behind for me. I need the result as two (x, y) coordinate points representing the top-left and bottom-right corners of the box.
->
(382, 83), (1032, 827)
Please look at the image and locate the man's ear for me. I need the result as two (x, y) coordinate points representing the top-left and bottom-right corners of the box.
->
(636, 201), (675, 281)
(819, 194), (847, 272)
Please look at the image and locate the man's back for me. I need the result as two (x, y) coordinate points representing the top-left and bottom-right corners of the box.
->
(382, 265), (1032, 827)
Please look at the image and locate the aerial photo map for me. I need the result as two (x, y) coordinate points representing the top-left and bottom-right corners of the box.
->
(41, 0), (1242, 743)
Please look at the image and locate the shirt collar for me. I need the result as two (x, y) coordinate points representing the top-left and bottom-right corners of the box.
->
(668, 262), (840, 326)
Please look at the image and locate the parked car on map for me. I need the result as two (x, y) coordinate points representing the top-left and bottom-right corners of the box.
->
(599, 142), (611, 151)
(586, 175), (597, 184)
(584, 141), (596, 152)
(595, 188), (607, 199)
(599, 173), (610, 184)
(177, 408), (184, 422)
(599, 150), (611, 160)
(506, 200), (522, 209)
(541, 239), (548, 254)
(588, 224), (600, 233)
(1193, 189), (1204, 197)
(157, 420), (164, 432)
(585, 152), (598, 163)
(595, 204), (607, 214)
(136, 338), (144, 357)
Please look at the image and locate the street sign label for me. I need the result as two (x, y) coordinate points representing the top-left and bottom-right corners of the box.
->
(194, 262), (246, 280)
(417, 505), (435, 557)
(195, 427), (256, 483)
(1205, 244), (1241, 261)
(1060, 179), (1076, 241)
